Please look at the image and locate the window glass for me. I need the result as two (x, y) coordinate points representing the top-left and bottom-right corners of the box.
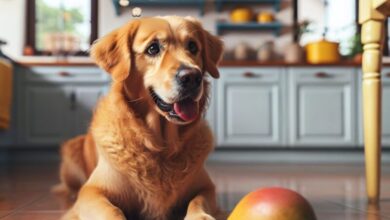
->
(298, 0), (356, 49)
(35, 0), (91, 54)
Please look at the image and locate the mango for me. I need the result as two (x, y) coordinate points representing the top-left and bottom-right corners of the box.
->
(229, 187), (317, 220)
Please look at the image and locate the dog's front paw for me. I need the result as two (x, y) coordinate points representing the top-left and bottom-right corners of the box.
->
(184, 213), (216, 220)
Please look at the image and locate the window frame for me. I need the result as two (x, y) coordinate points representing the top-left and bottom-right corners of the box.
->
(25, 0), (98, 56)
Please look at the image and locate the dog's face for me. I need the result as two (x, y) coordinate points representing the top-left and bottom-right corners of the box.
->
(91, 16), (223, 125)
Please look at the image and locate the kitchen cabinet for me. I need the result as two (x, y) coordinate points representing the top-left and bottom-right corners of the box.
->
(381, 71), (390, 146)
(205, 78), (217, 136)
(6, 64), (389, 148)
(358, 68), (390, 146)
(288, 68), (357, 147)
(72, 86), (105, 135)
(23, 85), (71, 144)
(216, 68), (285, 147)
(18, 66), (109, 146)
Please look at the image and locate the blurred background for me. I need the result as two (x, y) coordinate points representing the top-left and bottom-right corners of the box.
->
(1, 1), (390, 219)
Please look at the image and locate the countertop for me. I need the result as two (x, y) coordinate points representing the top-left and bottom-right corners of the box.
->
(219, 60), (365, 67)
(16, 56), (96, 67)
(14, 56), (390, 67)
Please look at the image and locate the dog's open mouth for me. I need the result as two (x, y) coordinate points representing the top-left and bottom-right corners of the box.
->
(149, 88), (199, 122)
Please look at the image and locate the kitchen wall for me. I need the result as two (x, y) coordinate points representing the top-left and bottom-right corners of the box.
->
(0, 0), (292, 59)
(0, 0), (26, 59)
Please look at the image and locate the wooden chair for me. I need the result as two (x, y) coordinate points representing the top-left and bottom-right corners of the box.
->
(359, 0), (390, 203)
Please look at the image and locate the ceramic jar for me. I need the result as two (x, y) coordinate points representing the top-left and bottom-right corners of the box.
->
(285, 42), (304, 63)
(234, 43), (250, 60)
(257, 41), (274, 62)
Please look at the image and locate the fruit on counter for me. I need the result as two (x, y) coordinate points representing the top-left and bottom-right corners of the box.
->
(257, 11), (274, 23)
(230, 7), (253, 23)
(228, 187), (317, 220)
(305, 39), (340, 64)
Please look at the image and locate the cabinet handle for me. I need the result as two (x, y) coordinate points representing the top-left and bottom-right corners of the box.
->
(243, 72), (260, 78)
(70, 92), (77, 111)
(59, 71), (72, 77)
(315, 72), (331, 78)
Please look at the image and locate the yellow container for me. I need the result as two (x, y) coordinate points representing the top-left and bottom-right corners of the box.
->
(230, 7), (253, 23)
(257, 12), (274, 23)
(305, 39), (340, 64)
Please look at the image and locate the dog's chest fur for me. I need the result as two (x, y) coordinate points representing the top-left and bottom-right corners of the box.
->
(91, 93), (213, 219)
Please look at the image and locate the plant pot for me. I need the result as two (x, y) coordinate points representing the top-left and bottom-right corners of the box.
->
(285, 43), (304, 63)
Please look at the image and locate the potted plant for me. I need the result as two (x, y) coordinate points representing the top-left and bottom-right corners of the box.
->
(285, 20), (312, 63)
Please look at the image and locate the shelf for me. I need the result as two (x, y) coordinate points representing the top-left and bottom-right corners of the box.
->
(216, 22), (282, 35)
(215, 0), (281, 12)
(112, 0), (206, 16)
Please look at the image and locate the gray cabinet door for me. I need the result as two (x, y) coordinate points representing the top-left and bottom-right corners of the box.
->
(23, 86), (71, 145)
(358, 69), (390, 146)
(205, 78), (217, 137)
(71, 85), (105, 135)
(289, 68), (356, 146)
(382, 72), (390, 146)
(217, 68), (285, 147)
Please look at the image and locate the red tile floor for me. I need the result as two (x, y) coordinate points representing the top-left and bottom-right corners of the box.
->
(0, 160), (390, 219)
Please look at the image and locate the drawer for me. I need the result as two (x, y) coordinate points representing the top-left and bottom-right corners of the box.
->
(26, 66), (110, 83)
(290, 67), (355, 83)
(219, 67), (281, 82)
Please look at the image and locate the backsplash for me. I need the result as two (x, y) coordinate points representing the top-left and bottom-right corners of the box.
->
(0, 0), (292, 59)
(99, 1), (293, 57)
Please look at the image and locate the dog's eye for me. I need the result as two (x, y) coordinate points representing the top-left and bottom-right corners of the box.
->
(187, 41), (198, 55)
(146, 42), (160, 56)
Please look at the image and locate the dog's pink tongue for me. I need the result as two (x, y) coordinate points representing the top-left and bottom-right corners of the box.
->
(173, 99), (199, 122)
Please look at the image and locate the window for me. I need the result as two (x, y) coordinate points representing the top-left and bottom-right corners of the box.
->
(25, 0), (98, 56)
(297, 0), (360, 56)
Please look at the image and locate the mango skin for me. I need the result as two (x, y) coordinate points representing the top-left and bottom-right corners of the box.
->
(228, 187), (317, 220)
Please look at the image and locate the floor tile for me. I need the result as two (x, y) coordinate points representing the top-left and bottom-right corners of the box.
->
(0, 211), (64, 220)
(315, 211), (384, 220)
(0, 212), (13, 219)
(1, 161), (390, 219)
(20, 194), (74, 212)
(0, 191), (45, 211)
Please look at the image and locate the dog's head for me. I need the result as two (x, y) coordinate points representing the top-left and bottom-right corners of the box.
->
(91, 16), (223, 125)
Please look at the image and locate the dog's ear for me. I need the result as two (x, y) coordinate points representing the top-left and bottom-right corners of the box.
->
(90, 20), (139, 82)
(202, 30), (224, 79)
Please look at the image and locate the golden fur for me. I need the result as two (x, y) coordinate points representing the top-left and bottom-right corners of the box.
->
(55, 16), (224, 220)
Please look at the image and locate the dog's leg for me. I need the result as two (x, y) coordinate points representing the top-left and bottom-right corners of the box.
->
(184, 169), (223, 220)
(184, 188), (218, 220)
(75, 185), (126, 220)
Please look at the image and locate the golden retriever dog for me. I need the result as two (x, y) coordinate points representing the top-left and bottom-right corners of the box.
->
(55, 16), (224, 220)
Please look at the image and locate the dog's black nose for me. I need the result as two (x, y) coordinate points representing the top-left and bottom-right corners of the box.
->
(176, 66), (202, 89)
